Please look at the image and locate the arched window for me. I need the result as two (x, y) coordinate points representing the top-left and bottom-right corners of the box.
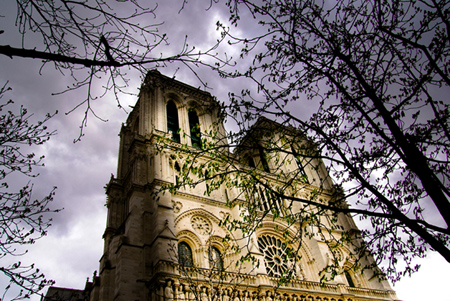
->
(167, 100), (180, 143)
(257, 235), (295, 277)
(344, 270), (355, 287)
(291, 146), (308, 182)
(260, 188), (283, 213)
(258, 145), (270, 172)
(178, 242), (193, 267)
(248, 156), (256, 168)
(209, 246), (223, 270)
(133, 117), (139, 134)
(188, 110), (201, 148)
(174, 161), (181, 186)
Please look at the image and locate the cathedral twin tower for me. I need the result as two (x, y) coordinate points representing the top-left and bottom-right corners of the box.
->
(50, 71), (398, 301)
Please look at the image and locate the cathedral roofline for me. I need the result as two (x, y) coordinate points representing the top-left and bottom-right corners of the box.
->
(234, 116), (310, 155)
(142, 69), (215, 100)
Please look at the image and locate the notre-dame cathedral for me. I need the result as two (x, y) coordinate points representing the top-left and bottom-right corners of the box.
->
(45, 70), (398, 301)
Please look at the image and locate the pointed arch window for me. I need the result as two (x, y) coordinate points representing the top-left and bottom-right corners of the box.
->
(248, 157), (256, 168)
(344, 270), (355, 287)
(178, 242), (193, 267)
(291, 146), (308, 182)
(188, 109), (201, 148)
(133, 117), (139, 134)
(252, 187), (283, 213)
(167, 100), (180, 143)
(258, 145), (270, 172)
(209, 246), (223, 270)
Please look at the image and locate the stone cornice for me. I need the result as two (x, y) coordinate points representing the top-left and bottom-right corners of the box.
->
(142, 70), (214, 102)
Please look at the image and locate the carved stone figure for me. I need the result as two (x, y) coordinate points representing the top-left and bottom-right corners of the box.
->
(176, 284), (185, 301)
(165, 280), (174, 301)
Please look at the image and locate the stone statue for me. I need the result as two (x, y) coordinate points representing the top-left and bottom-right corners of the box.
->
(165, 280), (174, 301)
(176, 284), (185, 301)
(200, 286), (208, 301)
(222, 289), (230, 301)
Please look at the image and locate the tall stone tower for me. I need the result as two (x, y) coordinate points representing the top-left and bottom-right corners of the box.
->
(85, 70), (398, 301)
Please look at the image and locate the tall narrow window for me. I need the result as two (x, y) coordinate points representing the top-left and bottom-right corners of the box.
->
(248, 157), (256, 168)
(178, 242), (193, 267)
(344, 270), (355, 287)
(291, 146), (308, 182)
(133, 117), (139, 134)
(258, 145), (270, 172)
(209, 246), (223, 270)
(253, 187), (283, 214)
(167, 100), (180, 143)
(188, 110), (201, 148)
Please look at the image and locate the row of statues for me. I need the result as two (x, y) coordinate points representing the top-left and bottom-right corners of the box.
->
(162, 280), (340, 301)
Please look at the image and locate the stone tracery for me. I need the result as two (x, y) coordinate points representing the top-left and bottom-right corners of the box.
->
(191, 215), (212, 235)
(257, 234), (296, 278)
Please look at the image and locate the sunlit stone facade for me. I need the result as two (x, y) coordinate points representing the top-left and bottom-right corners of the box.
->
(85, 70), (398, 301)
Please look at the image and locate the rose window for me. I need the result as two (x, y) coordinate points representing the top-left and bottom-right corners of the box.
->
(257, 235), (295, 277)
(191, 215), (212, 235)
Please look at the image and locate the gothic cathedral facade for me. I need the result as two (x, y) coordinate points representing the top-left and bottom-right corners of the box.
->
(84, 70), (398, 301)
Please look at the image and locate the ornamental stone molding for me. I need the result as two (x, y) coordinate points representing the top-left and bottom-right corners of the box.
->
(177, 230), (202, 248)
(190, 215), (212, 235)
(206, 235), (227, 251)
(174, 208), (222, 230)
(255, 222), (314, 265)
(257, 234), (295, 278)
(171, 200), (183, 214)
(219, 211), (231, 221)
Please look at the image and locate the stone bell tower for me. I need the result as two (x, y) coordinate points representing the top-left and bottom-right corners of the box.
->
(86, 70), (228, 300)
(84, 70), (398, 301)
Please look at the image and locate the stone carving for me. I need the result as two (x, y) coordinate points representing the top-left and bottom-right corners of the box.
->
(252, 291), (259, 301)
(172, 200), (183, 213)
(191, 215), (212, 235)
(219, 211), (230, 221)
(222, 289), (230, 301)
(176, 284), (185, 301)
(200, 286), (208, 301)
(165, 280), (174, 301)
(244, 291), (250, 301)
(257, 235), (294, 277)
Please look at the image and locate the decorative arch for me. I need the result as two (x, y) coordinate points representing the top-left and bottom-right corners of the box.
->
(342, 260), (362, 288)
(344, 269), (356, 287)
(175, 209), (238, 270)
(164, 91), (184, 107)
(177, 230), (202, 248)
(206, 235), (227, 252)
(186, 99), (205, 115)
(174, 208), (223, 231)
(255, 221), (314, 261)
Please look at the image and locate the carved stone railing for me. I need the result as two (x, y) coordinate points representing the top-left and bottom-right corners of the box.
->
(149, 262), (398, 301)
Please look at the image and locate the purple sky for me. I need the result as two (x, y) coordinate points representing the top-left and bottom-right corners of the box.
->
(0, 1), (448, 300)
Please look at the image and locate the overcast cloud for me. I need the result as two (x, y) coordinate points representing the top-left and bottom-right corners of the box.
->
(0, 1), (448, 300)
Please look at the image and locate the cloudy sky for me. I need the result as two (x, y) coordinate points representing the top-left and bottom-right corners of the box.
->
(0, 1), (449, 300)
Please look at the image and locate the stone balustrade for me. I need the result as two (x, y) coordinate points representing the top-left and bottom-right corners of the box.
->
(149, 262), (397, 301)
